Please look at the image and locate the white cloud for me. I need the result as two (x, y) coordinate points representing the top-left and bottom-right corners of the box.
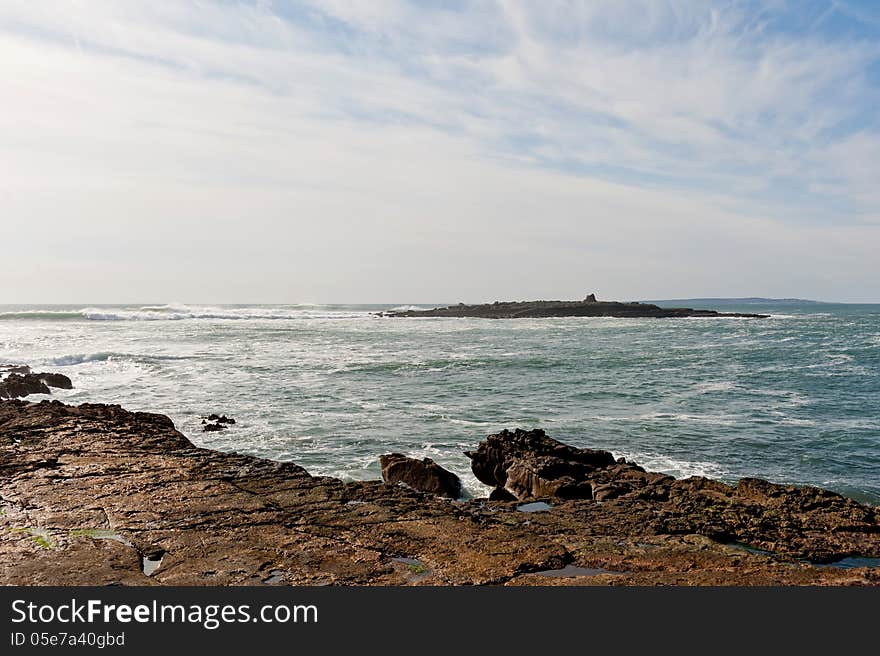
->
(0, 1), (878, 302)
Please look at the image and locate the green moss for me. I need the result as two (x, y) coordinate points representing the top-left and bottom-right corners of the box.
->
(9, 527), (54, 549)
(407, 563), (427, 574)
(32, 535), (52, 549)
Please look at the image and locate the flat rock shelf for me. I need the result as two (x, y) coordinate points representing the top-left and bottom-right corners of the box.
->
(1, 400), (877, 586)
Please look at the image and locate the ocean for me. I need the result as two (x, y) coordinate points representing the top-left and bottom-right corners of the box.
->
(1, 300), (878, 504)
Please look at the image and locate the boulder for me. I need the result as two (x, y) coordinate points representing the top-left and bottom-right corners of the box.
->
(465, 428), (615, 500)
(380, 453), (462, 499)
(0, 373), (51, 399)
(204, 414), (236, 424)
(36, 373), (73, 389)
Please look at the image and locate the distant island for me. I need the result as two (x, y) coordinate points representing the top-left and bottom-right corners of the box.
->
(380, 294), (770, 319)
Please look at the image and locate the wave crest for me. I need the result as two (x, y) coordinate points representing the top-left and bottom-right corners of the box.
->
(1, 304), (372, 322)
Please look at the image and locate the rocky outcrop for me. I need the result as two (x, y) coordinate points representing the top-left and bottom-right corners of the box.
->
(380, 297), (769, 319)
(201, 413), (235, 432)
(380, 453), (462, 499)
(203, 414), (235, 424)
(1, 400), (878, 586)
(0, 368), (73, 399)
(466, 429), (617, 499)
(37, 373), (73, 390)
(0, 374), (51, 399)
(466, 428), (880, 564)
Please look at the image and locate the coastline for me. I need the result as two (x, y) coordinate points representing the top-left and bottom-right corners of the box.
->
(380, 297), (771, 319)
(2, 398), (878, 586)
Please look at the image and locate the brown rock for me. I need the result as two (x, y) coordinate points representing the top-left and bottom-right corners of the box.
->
(380, 453), (462, 499)
(1, 402), (878, 586)
(592, 483), (625, 501)
(465, 428), (615, 499)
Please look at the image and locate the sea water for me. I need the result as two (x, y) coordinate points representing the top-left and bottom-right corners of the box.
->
(1, 300), (877, 503)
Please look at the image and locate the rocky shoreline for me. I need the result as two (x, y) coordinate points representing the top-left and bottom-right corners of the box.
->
(380, 295), (770, 319)
(2, 397), (878, 585)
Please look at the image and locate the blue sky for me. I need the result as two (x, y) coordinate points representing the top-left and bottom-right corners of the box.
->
(1, 1), (879, 302)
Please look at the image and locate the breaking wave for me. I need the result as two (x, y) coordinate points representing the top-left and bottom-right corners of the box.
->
(1, 304), (372, 322)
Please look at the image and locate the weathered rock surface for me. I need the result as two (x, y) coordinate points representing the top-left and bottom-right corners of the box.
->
(381, 296), (769, 319)
(380, 453), (462, 499)
(1, 400), (878, 586)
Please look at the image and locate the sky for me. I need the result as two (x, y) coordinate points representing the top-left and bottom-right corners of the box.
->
(1, 0), (879, 303)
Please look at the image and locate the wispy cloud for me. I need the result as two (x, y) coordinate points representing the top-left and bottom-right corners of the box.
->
(1, 1), (879, 301)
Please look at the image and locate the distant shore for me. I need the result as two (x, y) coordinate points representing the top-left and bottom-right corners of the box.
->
(379, 295), (770, 319)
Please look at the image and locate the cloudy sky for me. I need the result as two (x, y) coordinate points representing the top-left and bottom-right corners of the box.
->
(2, 1), (879, 303)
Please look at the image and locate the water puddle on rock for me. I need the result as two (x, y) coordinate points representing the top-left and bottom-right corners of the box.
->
(393, 557), (429, 578)
(142, 555), (163, 576)
(821, 556), (880, 570)
(262, 570), (286, 584)
(516, 501), (553, 513)
(534, 565), (622, 578)
(724, 541), (774, 557)
(725, 541), (880, 570)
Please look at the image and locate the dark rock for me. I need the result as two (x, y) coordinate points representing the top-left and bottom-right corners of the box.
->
(0, 373), (51, 399)
(381, 298), (770, 319)
(465, 428), (615, 500)
(380, 453), (462, 499)
(204, 414), (235, 424)
(36, 373), (73, 390)
(202, 423), (226, 432)
(488, 486), (518, 501)
(0, 370), (73, 399)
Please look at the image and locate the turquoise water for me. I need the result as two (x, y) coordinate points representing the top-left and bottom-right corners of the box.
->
(1, 300), (878, 503)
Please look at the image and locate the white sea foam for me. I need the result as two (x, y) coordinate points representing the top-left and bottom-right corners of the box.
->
(641, 412), (739, 426)
(2, 300), (878, 504)
(50, 352), (122, 366)
(77, 304), (370, 321)
(779, 417), (817, 426)
(388, 305), (431, 312)
(693, 381), (736, 393)
(616, 452), (727, 480)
